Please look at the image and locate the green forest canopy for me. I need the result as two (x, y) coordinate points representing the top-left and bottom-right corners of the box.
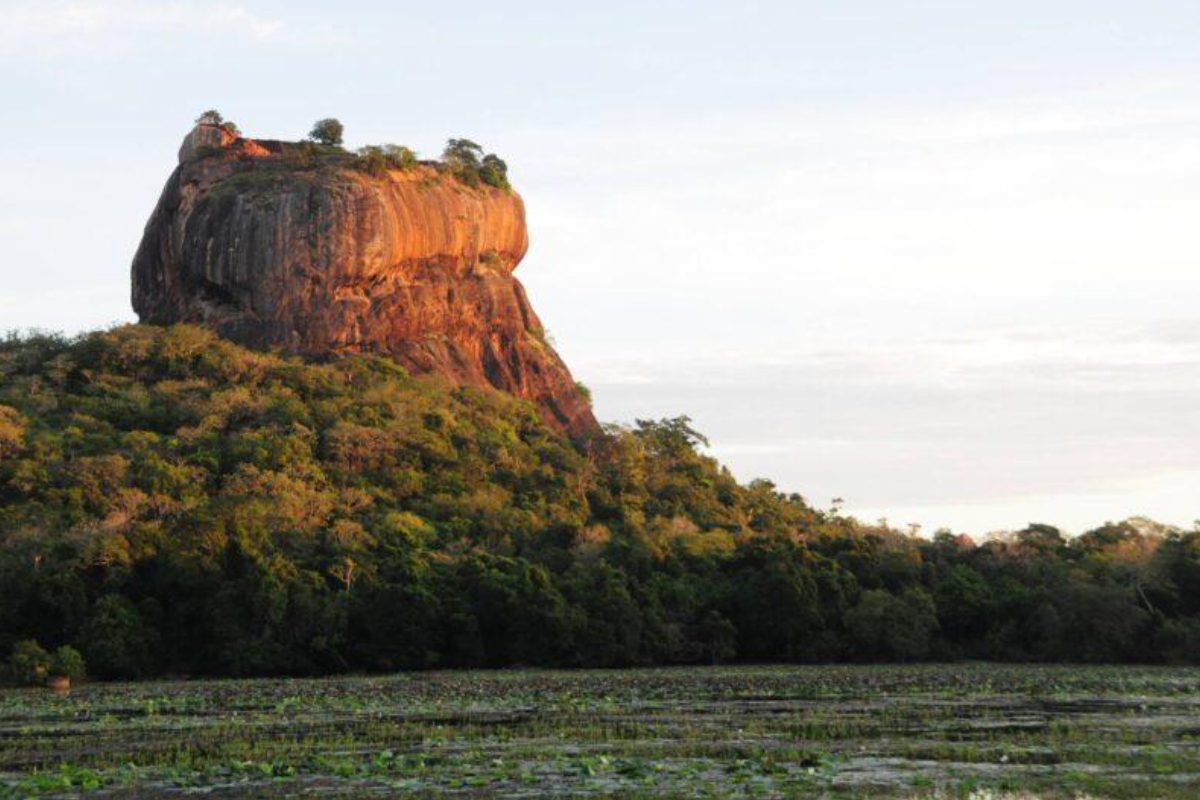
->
(1, 325), (1199, 679)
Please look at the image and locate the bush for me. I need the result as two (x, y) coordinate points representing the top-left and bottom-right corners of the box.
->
(383, 144), (418, 170)
(442, 139), (510, 189)
(309, 118), (345, 147)
(1157, 617), (1200, 663)
(80, 596), (157, 679)
(442, 138), (482, 173)
(49, 646), (86, 680)
(356, 144), (419, 176)
(286, 141), (317, 168)
(6, 640), (49, 686)
(846, 588), (940, 661)
(698, 610), (737, 665)
(195, 110), (240, 137)
(479, 153), (510, 189)
(0, 404), (25, 458)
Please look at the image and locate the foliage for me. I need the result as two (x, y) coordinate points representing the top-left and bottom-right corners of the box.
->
(5, 640), (49, 685)
(442, 139), (510, 190)
(80, 596), (157, 679)
(574, 381), (592, 406)
(0, 404), (24, 458)
(355, 144), (418, 176)
(845, 588), (939, 660)
(308, 118), (345, 147)
(442, 138), (482, 172)
(698, 610), (737, 664)
(49, 645), (85, 680)
(195, 109), (240, 136)
(0, 325), (1197, 677)
(479, 153), (509, 189)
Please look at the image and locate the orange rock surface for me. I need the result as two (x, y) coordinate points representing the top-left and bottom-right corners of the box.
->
(133, 126), (596, 438)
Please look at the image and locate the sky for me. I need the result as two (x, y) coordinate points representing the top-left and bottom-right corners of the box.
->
(1, 0), (1199, 536)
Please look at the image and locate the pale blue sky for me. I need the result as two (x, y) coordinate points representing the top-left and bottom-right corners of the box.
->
(2, 1), (1200, 534)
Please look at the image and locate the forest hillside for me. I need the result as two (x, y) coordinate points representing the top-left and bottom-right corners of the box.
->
(1, 325), (1198, 678)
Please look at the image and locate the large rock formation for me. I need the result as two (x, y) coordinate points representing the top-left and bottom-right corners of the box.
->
(133, 125), (596, 438)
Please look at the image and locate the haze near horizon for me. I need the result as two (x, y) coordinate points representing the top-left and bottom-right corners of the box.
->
(2, 0), (1199, 535)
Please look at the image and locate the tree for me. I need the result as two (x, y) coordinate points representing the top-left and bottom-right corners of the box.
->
(479, 153), (510, 189)
(383, 144), (418, 169)
(846, 588), (939, 661)
(309, 118), (345, 147)
(442, 138), (483, 172)
(80, 595), (158, 679)
(728, 539), (822, 659)
(49, 645), (86, 680)
(356, 145), (418, 177)
(934, 564), (994, 641)
(634, 416), (710, 460)
(5, 640), (49, 685)
(0, 404), (25, 458)
(442, 139), (513, 189)
(698, 610), (737, 665)
(356, 146), (388, 177)
(196, 109), (224, 125)
(6, 323), (1200, 677)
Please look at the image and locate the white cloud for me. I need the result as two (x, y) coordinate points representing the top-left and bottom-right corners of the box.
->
(518, 77), (1200, 387)
(0, 0), (343, 55)
(580, 322), (1200, 534)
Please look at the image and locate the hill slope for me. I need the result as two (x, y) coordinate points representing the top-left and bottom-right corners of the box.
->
(1, 325), (1199, 677)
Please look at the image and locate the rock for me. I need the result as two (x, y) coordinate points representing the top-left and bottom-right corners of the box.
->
(177, 123), (237, 163)
(133, 128), (597, 439)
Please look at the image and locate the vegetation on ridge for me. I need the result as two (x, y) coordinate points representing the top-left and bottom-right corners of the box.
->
(1, 325), (1199, 680)
(308, 117), (345, 147)
(189, 111), (511, 190)
(442, 138), (511, 189)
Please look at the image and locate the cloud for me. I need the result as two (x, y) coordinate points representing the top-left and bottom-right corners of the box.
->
(0, 0), (344, 56)
(578, 322), (1200, 534)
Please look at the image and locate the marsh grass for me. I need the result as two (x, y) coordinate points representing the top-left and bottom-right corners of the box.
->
(0, 664), (1198, 798)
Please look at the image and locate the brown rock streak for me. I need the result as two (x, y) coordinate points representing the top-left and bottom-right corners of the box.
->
(132, 126), (596, 438)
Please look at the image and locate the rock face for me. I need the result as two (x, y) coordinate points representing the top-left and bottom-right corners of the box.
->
(132, 125), (597, 438)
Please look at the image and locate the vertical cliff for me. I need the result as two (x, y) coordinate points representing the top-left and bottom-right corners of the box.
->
(132, 125), (597, 438)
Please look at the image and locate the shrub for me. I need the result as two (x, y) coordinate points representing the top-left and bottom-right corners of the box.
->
(286, 140), (317, 168)
(6, 640), (50, 686)
(80, 596), (157, 679)
(383, 144), (418, 169)
(0, 404), (25, 458)
(442, 138), (483, 173)
(698, 610), (737, 665)
(309, 118), (345, 147)
(195, 110), (240, 137)
(479, 153), (510, 189)
(1158, 617), (1200, 663)
(442, 139), (511, 189)
(355, 144), (418, 177)
(356, 145), (388, 176)
(847, 588), (940, 661)
(574, 381), (593, 405)
(49, 646), (86, 680)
